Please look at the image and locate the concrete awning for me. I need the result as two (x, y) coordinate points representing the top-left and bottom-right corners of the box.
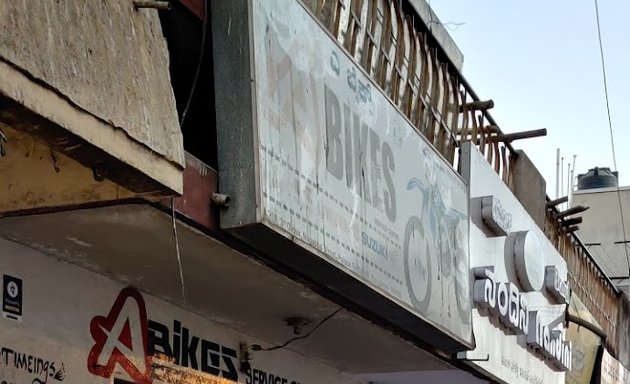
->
(0, 203), (476, 379)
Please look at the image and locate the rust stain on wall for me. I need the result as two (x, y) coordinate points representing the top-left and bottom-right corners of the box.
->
(160, 154), (219, 231)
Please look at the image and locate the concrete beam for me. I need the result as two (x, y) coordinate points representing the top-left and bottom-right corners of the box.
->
(0, 125), (137, 215)
(0, 0), (186, 194)
(0, 59), (182, 195)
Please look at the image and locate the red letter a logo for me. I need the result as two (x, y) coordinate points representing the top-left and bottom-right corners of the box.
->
(87, 287), (152, 384)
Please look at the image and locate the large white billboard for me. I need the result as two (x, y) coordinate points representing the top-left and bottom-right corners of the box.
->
(238, 0), (472, 346)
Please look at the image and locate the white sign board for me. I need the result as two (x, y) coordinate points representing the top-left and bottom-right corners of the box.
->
(246, 0), (471, 346)
(459, 143), (568, 384)
(600, 349), (630, 384)
(0, 238), (360, 384)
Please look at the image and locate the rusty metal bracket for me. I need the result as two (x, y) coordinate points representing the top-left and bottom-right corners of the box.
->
(455, 353), (490, 362)
(565, 225), (580, 233)
(498, 128), (547, 143)
(211, 193), (231, 209)
(133, 0), (172, 10)
(547, 196), (569, 208)
(555, 205), (589, 220)
(561, 217), (583, 227)
(567, 313), (607, 340)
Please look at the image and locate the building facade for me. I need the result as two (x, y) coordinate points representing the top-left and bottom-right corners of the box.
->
(0, 1), (627, 384)
(572, 181), (630, 295)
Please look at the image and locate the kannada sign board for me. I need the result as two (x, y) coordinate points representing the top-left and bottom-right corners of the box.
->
(459, 143), (569, 384)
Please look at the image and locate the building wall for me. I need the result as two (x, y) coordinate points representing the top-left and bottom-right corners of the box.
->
(0, 237), (362, 384)
(512, 150), (546, 230)
(406, 0), (465, 70)
(572, 187), (630, 293)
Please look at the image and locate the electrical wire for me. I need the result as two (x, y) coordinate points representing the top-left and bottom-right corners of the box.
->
(593, 0), (630, 277)
(170, 0), (208, 300)
(171, 198), (186, 304)
(179, 0), (208, 128)
(252, 308), (343, 352)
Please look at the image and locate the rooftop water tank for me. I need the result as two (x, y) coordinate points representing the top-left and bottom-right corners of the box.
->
(577, 167), (618, 190)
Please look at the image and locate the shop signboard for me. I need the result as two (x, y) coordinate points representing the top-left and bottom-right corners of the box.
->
(566, 295), (601, 384)
(599, 349), (630, 384)
(213, 0), (472, 349)
(0, 238), (359, 384)
(458, 143), (570, 384)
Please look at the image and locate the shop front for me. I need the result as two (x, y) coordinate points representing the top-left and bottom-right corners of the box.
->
(0, 237), (361, 384)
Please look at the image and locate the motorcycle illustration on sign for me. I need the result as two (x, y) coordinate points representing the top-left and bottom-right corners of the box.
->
(403, 151), (470, 323)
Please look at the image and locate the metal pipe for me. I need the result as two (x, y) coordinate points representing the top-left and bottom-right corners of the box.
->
(211, 193), (231, 209)
(547, 196), (568, 208)
(459, 99), (494, 112)
(456, 125), (498, 136)
(133, 0), (171, 10)
(556, 148), (560, 199)
(567, 313), (607, 341)
(555, 205), (589, 220)
(567, 163), (571, 206)
(560, 156), (568, 201)
(562, 217), (583, 227)
(570, 154), (577, 204)
(565, 225), (580, 233)
(498, 129), (547, 143)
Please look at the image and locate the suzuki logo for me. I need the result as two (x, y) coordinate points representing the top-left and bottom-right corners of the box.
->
(87, 287), (152, 384)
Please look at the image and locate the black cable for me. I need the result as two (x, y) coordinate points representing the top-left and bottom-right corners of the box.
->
(179, 0), (208, 128)
(252, 308), (342, 352)
(593, 0), (630, 278)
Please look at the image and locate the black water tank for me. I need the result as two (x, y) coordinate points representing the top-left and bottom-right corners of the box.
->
(577, 167), (618, 190)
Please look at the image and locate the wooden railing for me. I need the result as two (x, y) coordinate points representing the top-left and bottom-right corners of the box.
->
(302, 0), (621, 355)
(301, 0), (515, 185)
(545, 206), (620, 354)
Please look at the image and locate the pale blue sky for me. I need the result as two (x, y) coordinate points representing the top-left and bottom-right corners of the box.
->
(430, 1), (630, 196)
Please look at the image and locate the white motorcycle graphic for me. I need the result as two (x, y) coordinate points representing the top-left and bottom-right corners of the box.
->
(403, 159), (470, 323)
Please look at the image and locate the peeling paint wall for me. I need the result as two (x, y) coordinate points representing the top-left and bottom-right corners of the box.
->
(0, 0), (184, 167)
